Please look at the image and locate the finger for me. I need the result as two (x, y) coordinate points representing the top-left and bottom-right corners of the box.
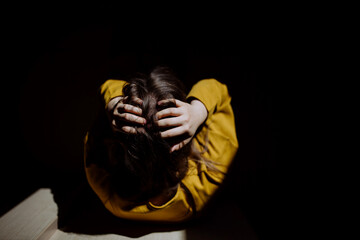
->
(170, 138), (191, 153)
(116, 103), (143, 115)
(112, 125), (137, 135)
(170, 142), (183, 153)
(111, 119), (138, 134)
(157, 116), (183, 127)
(121, 126), (137, 134)
(158, 99), (185, 107)
(132, 97), (143, 105)
(118, 113), (146, 125)
(160, 126), (187, 138)
(113, 111), (147, 125)
(170, 143), (182, 153)
(156, 107), (182, 119)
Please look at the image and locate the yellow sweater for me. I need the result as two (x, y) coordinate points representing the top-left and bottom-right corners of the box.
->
(84, 79), (238, 222)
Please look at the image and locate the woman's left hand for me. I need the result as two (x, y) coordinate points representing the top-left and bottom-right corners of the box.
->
(156, 99), (208, 152)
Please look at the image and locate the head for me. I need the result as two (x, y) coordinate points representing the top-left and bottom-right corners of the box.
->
(108, 66), (190, 203)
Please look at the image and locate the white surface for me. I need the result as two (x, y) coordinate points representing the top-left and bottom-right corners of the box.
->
(0, 187), (256, 240)
(0, 188), (186, 240)
(0, 188), (58, 240)
(49, 230), (186, 240)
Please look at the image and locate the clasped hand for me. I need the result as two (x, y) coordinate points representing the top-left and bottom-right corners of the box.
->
(107, 97), (208, 152)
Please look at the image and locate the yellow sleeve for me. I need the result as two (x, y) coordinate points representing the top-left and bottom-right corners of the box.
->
(184, 79), (239, 212)
(187, 79), (238, 148)
(100, 79), (127, 108)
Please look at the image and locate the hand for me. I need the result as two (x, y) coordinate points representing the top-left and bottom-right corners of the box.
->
(107, 96), (146, 134)
(156, 99), (208, 152)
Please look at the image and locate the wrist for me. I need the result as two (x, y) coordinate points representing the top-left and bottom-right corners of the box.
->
(190, 99), (208, 125)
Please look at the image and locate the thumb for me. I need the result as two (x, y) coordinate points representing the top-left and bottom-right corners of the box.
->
(170, 138), (191, 153)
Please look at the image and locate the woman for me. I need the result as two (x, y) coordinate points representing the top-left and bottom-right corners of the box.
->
(84, 66), (238, 222)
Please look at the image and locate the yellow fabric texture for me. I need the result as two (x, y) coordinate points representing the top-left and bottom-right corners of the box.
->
(84, 79), (238, 222)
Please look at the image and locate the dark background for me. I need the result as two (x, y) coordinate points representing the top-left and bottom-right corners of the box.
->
(1, 3), (293, 239)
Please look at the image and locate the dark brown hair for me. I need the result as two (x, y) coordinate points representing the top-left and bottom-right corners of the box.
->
(108, 66), (191, 203)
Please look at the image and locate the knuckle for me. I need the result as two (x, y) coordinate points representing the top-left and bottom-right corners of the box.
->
(124, 113), (132, 121)
(120, 113), (129, 121)
(183, 125), (190, 133)
(181, 115), (189, 125)
(156, 120), (163, 127)
(184, 115), (190, 123)
(161, 119), (169, 126)
(123, 104), (131, 112)
(128, 105), (135, 112)
(117, 103), (124, 110)
(160, 109), (166, 115)
(132, 115), (139, 121)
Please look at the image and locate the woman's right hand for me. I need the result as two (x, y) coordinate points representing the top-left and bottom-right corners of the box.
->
(107, 96), (146, 134)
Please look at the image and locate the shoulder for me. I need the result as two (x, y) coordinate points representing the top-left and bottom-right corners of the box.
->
(101, 79), (127, 89)
(190, 79), (229, 95)
(195, 78), (225, 86)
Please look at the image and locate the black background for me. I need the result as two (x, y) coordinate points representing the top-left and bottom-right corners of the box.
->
(1, 3), (295, 239)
